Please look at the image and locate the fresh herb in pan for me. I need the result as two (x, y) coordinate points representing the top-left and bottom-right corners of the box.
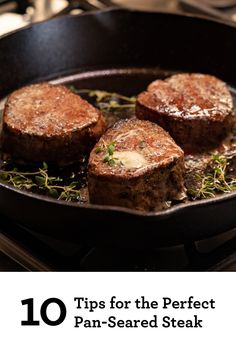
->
(0, 162), (82, 202)
(139, 141), (146, 149)
(95, 146), (104, 154)
(69, 87), (136, 112)
(95, 140), (120, 167)
(103, 141), (120, 167)
(187, 153), (236, 200)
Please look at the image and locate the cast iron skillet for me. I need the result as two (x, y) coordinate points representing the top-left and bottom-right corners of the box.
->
(0, 8), (236, 248)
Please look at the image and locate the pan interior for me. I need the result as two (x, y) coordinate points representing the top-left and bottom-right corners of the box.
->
(1, 66), (236, 211)
(51, 67), (177, 95)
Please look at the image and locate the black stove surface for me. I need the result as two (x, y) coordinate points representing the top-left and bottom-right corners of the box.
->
(1, 214), (236, 271)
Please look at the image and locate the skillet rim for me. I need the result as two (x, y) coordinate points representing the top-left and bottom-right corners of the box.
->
(1, 7), (236, 218)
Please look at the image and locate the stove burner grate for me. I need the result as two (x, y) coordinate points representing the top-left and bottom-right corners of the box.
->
(1, 215), (236, 271)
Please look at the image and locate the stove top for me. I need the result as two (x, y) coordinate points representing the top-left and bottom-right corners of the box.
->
(1, 214), (236, 271)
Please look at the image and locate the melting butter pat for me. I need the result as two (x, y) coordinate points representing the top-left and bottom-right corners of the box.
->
(113, 151), (147, 169)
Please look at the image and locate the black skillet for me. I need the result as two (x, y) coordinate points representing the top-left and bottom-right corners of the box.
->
(1, 6), (236, 248)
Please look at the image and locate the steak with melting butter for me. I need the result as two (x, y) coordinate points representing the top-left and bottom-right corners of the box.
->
(88, 118), (185, 211)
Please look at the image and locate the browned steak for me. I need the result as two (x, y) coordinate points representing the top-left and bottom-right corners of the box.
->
(88, 118), (185, 211)
(1, 83), (106, 164)
(136, 73), (235, 153)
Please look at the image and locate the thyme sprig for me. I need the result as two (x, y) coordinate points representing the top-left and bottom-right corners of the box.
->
(95, 141), (120, 167)
(187, 153), (236, 200)
(103, 141), (119, 167)
(0, 162), (81, 202)
(69, 87), (136, 112)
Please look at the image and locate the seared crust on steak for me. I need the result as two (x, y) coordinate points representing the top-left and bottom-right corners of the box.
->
(88, 118), (186, 211)
(136, 73), (235, 152)
(1, 83), (106, 164)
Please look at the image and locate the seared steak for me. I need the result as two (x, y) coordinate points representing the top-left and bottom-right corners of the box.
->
(136, 73), (234, 152)
(1, 83), (106, 164)
(88, 118), (185, 211)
